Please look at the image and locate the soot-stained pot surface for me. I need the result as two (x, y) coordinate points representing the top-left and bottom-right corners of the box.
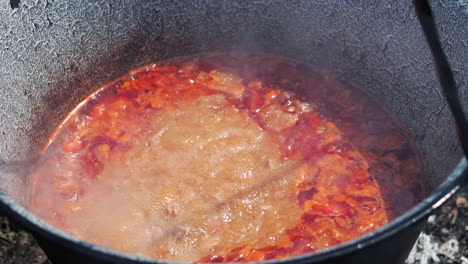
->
(0, 1), (467, 264)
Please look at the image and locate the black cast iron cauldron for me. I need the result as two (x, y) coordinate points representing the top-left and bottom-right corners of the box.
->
(0, 0), (467, 263)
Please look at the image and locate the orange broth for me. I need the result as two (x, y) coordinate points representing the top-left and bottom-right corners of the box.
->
(29, 53), (424, 262)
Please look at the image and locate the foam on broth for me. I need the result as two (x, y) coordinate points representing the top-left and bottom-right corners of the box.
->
(66, 95), (302, 260)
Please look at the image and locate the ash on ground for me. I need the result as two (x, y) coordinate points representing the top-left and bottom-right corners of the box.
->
(407, 184), (468, 264)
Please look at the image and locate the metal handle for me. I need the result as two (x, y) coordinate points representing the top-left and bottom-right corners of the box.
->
(414, 0), (468, 157)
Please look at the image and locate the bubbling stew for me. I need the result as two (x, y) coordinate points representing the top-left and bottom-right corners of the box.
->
(29, 53), (424, 262)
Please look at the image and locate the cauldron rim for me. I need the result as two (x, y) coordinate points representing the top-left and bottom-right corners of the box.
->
(0, 158), (466, 264)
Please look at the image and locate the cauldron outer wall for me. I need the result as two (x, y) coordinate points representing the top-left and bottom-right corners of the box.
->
(30, 219), (425, 264)
(0, 1), (467, 264)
